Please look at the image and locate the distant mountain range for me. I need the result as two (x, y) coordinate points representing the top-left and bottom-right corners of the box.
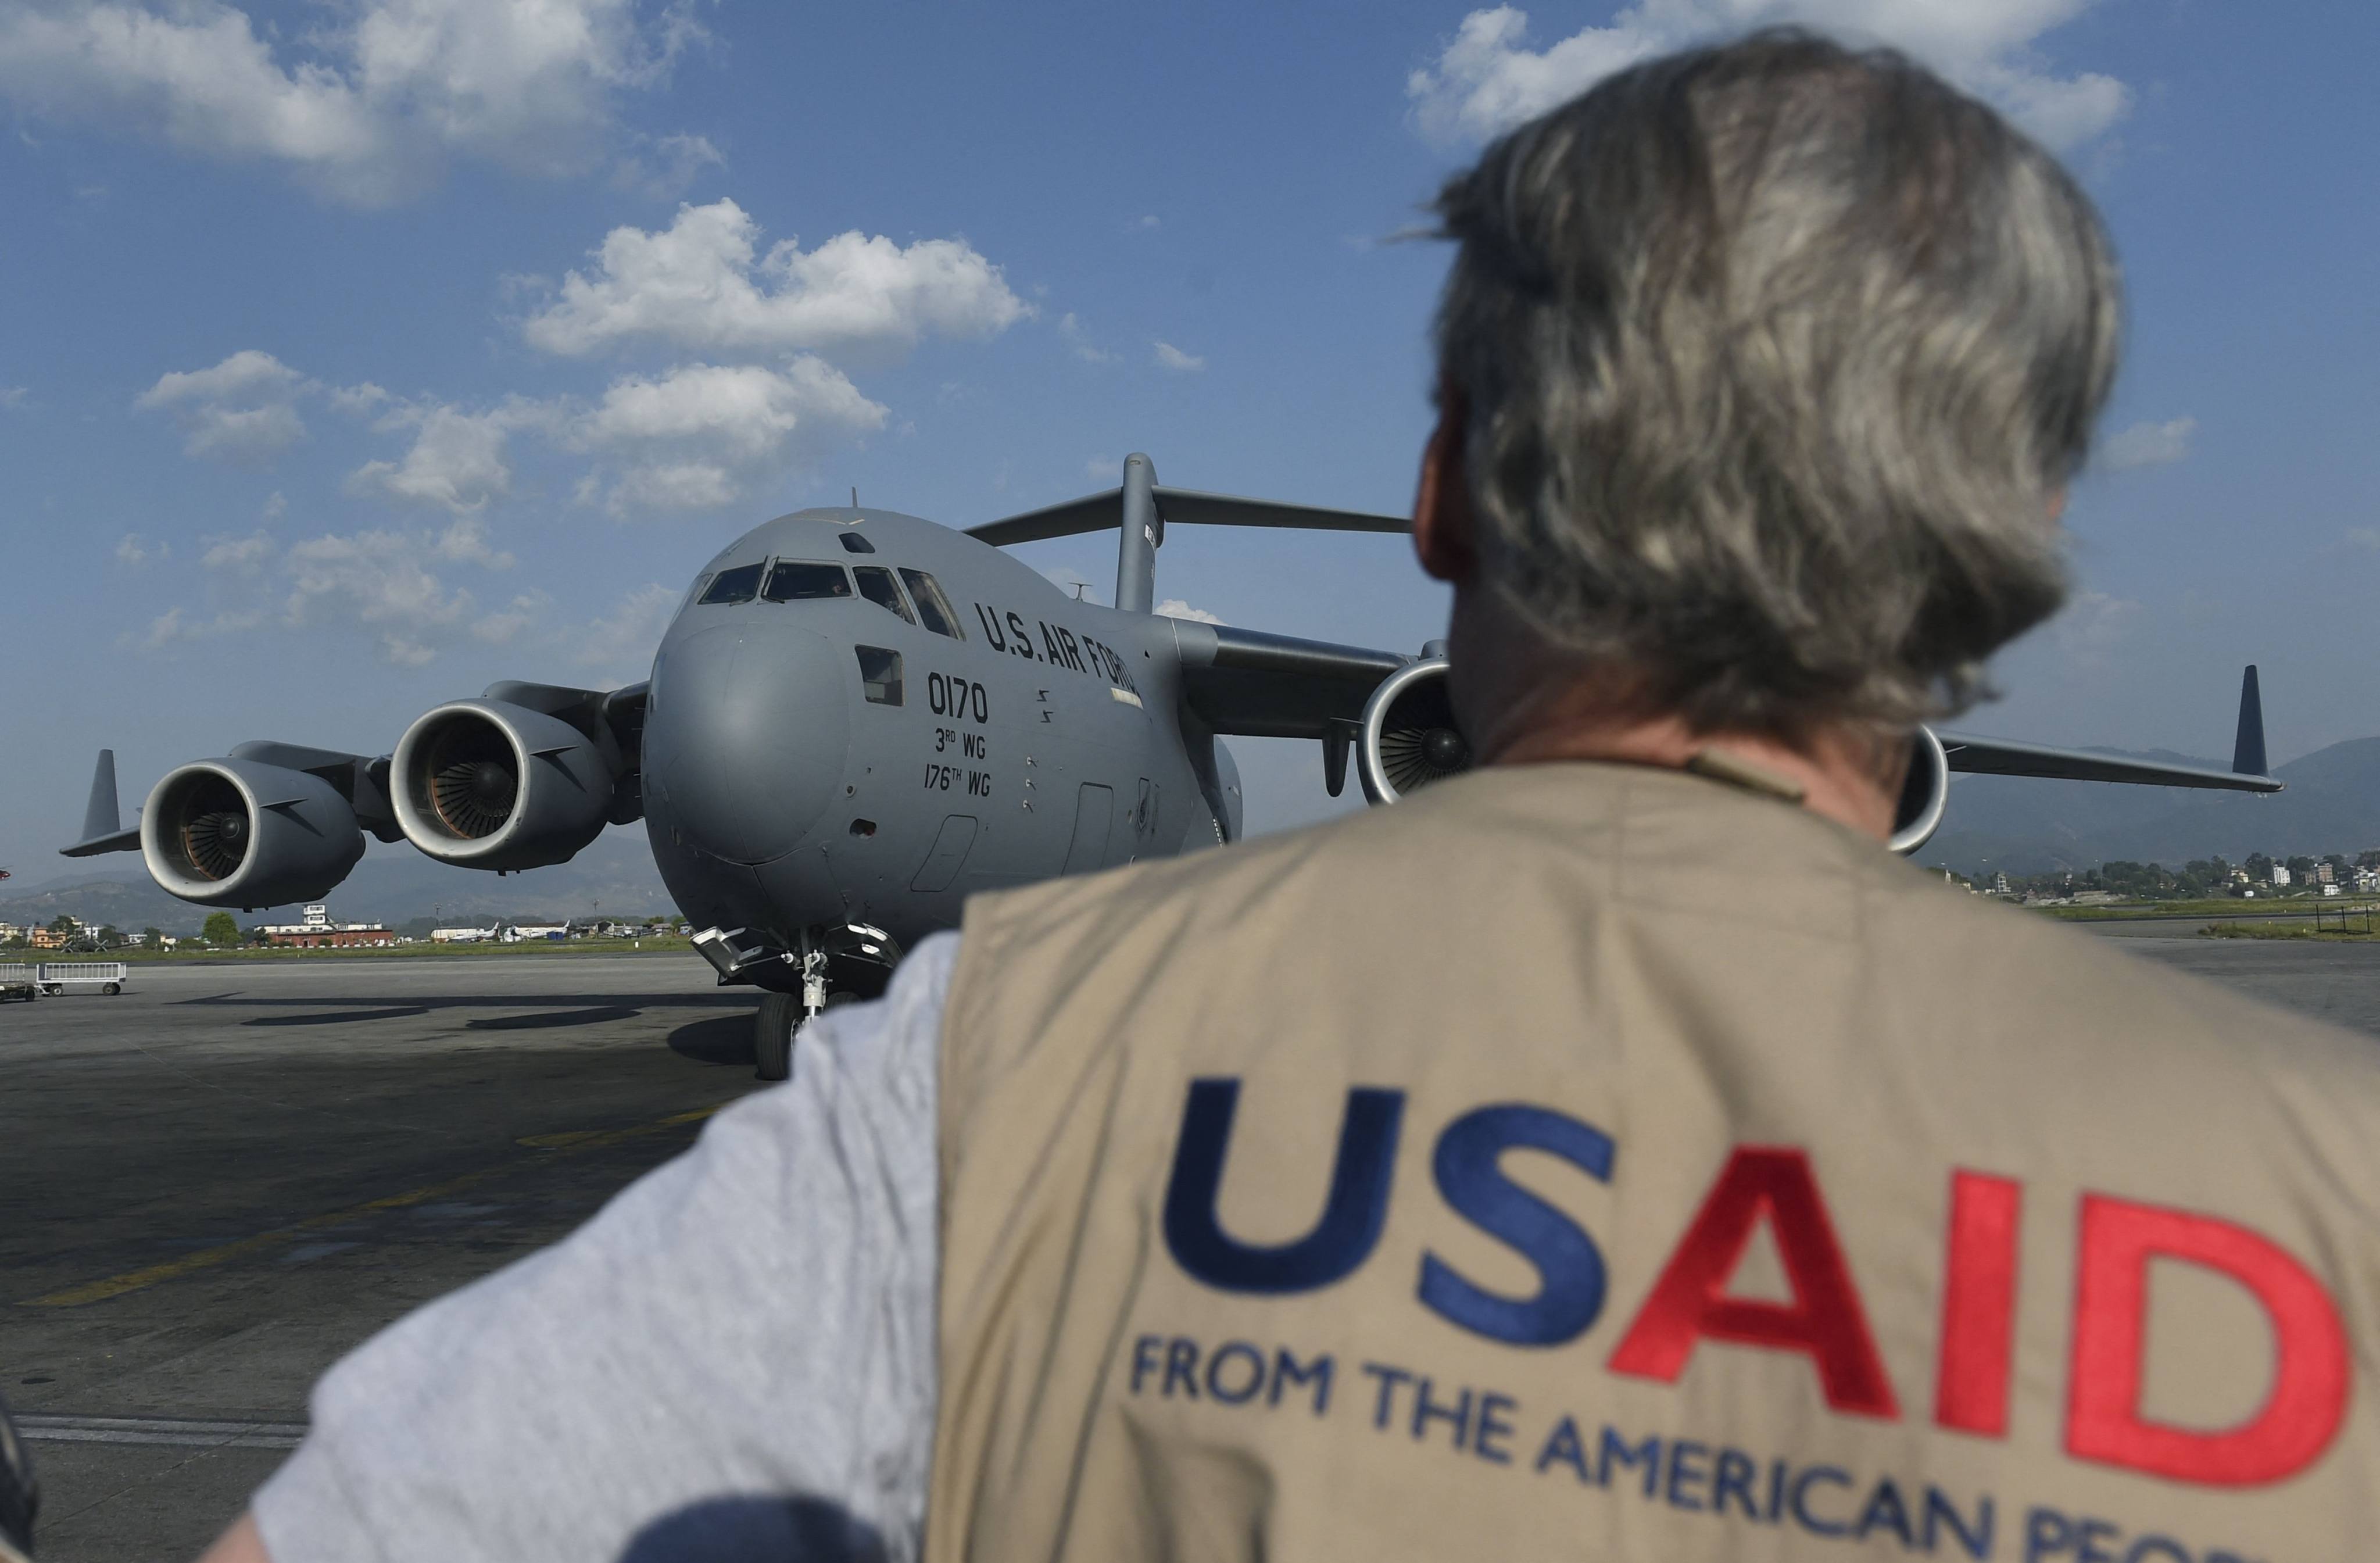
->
(0, 827), (678, 936)
(1921, 736), (2380, 877)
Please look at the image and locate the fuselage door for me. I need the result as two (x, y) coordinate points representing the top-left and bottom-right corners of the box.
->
(1064, 783), (1115, 874)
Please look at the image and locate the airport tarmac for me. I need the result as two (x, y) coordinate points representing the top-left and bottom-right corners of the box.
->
(6, 931), (2380, 1560)
(0, 953), (761, 1562)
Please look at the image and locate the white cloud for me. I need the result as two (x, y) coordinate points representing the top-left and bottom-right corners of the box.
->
(114, 532), (166, 566)
(2050, 589), (2139, 662)
(0, 0), (704, 206)
(1407, 3), (2130, 154)
(133, 349), (311, 464)
(1059, 312), (1118, 364)
(567, 358), (889, 516)
(0, 385), (26, 408)
(1084, 455), (1122, 483)
(200, 530), (274, 573)
(522, 198), (1030, 360)
(1157, 598), (1226, 625)
(347, 400), (542, 513)
(1153, 341), (1204, 372)
(572, 582), (678, 671)
(1136, 214), (1161, 230)
(260, 491), (287, 520)
(330, 382), (389, 415)
(611, 130), (722, 198)
(2098, 415), (2195, 473)
(337, 358), (887, 521)
(473, 589), (551, 645)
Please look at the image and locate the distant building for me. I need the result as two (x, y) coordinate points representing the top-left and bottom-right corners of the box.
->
(0, 922), (21, 944)
(260, 903), (395, 949)
(2317, 863), (2336, 885)
(2271, 864), (2293, 888)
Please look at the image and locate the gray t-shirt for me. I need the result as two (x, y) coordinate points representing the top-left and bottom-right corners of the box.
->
(253, 933), (956, 1563)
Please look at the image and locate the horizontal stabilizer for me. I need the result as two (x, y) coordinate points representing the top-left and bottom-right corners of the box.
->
(970, 485), (1409, 548)
(1935, 731), (2282, 793)
(60, 826), (141, 859)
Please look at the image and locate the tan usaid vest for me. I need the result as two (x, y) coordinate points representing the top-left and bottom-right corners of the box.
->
(925, 762), (2380, 1563)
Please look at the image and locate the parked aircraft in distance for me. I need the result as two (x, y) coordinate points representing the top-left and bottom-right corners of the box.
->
(63, 455), (2281, 1078)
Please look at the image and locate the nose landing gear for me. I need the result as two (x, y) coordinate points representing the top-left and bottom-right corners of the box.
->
(714, 924), (898, 1082)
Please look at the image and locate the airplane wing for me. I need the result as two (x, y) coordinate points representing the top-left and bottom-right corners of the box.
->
(1168, 621), (1409, 740)
(60, 681), (649, 910)
(1934, 732), (2280, 792)
(1169, 624), (2284, 802)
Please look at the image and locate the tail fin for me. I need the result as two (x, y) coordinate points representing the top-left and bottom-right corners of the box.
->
(83, 749), (121, 841)
(2232, 666), (2269, 777)
(60, 749), (141, 858)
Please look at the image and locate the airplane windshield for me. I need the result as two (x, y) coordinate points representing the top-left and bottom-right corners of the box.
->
(853, 566), (915, 624)
(763, 561), (854, 602)
(698, 563), (764, 605)
(900, 569), (964, 639)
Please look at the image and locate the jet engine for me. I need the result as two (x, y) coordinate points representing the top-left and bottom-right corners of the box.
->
(1357, 654), (1953, 857)
(141, 759), (366, 909)
(1889, 726), (1950, 856)
(392, 699), (621, 871)
(1357, 657), (1472, 804)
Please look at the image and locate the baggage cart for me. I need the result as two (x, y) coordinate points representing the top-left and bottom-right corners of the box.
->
(0, 963), (33, 1003)
(34, 962), (128, 996)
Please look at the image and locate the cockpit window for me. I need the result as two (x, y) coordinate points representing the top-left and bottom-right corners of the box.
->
(855, 646), (903, 706)
(853, 566), (915, 624)
(763, 561), (854, 602)
(698, 563), (764, 605)
(900, 568), (964, 639)
(838, 532), (876, 554)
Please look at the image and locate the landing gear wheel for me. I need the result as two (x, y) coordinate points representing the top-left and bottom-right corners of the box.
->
(754, 991), (801, 1083)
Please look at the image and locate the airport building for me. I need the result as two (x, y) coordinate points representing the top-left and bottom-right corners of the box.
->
(260, 904), (396, 949)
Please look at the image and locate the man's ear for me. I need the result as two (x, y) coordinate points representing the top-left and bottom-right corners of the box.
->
(1413, 387), (1476, 584)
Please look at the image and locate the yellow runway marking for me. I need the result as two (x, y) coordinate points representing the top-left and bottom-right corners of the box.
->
(23, 1107), (719, 1308)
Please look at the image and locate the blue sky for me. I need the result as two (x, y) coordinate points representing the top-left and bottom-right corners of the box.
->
(1, 0), (2375, 881)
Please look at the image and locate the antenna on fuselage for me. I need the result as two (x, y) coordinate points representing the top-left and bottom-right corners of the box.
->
(851, 487), (860, 511)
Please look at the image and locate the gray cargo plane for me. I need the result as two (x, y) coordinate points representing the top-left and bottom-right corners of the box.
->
(62, 455), (2281, 1078)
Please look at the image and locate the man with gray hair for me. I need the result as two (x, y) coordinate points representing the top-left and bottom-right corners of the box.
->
(200, 31), (2375, 1563)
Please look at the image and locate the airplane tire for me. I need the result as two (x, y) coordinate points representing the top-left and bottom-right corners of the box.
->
(754, 992), (800, 1083)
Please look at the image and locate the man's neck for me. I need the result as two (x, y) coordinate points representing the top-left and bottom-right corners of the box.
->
(1474, 684), (1909, 840)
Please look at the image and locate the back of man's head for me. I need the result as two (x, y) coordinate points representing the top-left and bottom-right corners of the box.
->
(1433, 30), (2119, 736)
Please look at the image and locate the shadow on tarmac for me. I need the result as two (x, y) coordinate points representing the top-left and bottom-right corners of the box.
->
(181, 992), (752, 1012)
(668, 1013), (756, 1068)
(467, 1007), (639, 1032)
(244, 1007), (434, 1026)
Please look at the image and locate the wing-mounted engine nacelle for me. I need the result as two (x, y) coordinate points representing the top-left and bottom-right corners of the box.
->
(1357, 656), (1473, 805)
(1890, 726), (1950, 857)
(392, 699), (623, 871)
(1356, 656), (1952, 857)
(141, 759), (367, 909)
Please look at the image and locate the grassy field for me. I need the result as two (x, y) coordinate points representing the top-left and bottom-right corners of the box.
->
(2199, 921), (2380, 942)
(1, 935), (697, 966)
(2032, 899), (2314, 921)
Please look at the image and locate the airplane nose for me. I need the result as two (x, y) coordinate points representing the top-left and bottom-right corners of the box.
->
(645, 621), (851, 865)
